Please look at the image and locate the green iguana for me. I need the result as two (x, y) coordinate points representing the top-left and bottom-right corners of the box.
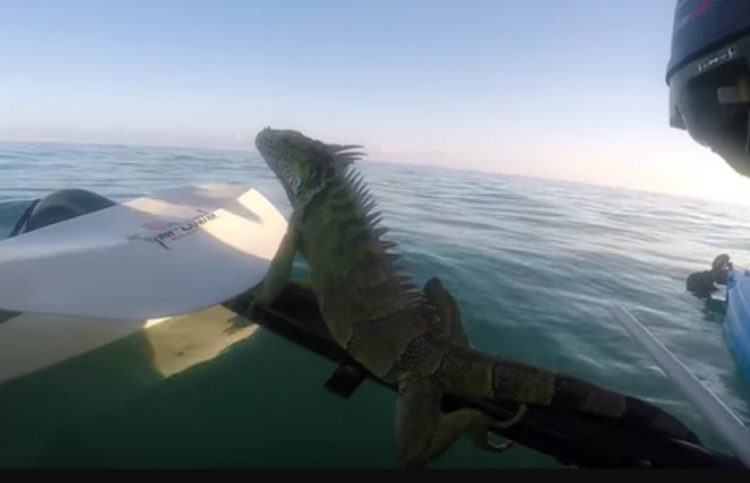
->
(247, 127), (697, 468)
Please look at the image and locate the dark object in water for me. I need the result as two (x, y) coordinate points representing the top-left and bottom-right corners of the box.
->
(224, 283), (745, 468)
(687, 254), (733, 298)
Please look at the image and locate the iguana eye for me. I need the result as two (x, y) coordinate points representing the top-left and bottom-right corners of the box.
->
(288, 174), (302, 193)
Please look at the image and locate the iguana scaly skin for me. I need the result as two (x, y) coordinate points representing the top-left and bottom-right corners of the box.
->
(250, 128), (697, 468)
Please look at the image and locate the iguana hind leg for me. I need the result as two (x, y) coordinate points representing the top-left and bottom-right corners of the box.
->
(423, 277), (471, 347)
(395, 376), (460, 468)
(395, 376), (520, 468)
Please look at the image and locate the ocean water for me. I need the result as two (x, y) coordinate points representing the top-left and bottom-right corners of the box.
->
(0, 141), (749, 468)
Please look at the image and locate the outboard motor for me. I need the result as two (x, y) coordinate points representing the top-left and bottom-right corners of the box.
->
(667, 0), (750, 177)
(8, 189), (117, 237)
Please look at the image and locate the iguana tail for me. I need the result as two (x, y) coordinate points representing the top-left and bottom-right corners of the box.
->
(438, 344), (700, 444)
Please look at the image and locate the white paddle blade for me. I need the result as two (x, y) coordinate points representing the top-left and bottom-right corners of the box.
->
(0, 183), (287, 320)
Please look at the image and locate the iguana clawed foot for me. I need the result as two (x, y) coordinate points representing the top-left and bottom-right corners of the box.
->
(487, 440), (514, 453)
(223, 282), (263, 316)
(474, 432), (515, 454)
(470, 405), (526, 456)
(492, 403), (527, 429)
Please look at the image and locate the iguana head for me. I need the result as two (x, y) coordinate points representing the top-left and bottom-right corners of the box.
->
(255, 127), (363, 204)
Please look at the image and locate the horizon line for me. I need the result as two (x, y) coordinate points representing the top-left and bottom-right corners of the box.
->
(1, 136), (749, 209)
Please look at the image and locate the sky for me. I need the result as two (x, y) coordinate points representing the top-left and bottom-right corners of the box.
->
(3, 0), (750, 204)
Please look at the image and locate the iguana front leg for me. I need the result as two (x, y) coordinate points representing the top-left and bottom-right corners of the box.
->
(255, 223), (300, 306)
(227, 222), (300, 317)
(423, 277), (470, 347)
